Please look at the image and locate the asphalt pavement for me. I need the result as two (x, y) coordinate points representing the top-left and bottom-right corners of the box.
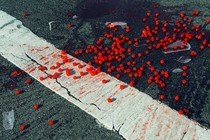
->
(0, 0), (210, 139)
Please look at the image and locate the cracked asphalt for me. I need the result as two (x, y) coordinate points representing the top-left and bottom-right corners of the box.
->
(1, 0), (210, 139)
(0, 54), (124, 140)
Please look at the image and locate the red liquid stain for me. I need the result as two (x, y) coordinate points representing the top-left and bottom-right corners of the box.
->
(28, 67), (36, 73)
(10, 71), (22, 77)
(39, 56), (46, 60)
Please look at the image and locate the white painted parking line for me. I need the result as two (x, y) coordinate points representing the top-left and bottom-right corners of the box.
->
(0, 10), (210, 140)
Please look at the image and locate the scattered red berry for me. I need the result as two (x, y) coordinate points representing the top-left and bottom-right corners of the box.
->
(107, 97), (113, 103)
(190, 51), (197, 57)
(25, 79), (31, 84)
(68, 24), (72, 28)
(40, 77), (44, 81)
(48, 74), (53, 78)
(159, 95), (165, 100)
(178, 110), (184, 115)
(73, 76), (77, 80)
(102, 79), (107, 84)
(182, 66), (188, 71)
(182, 79), (187, 85)
(56, 62), (60, 67)
(53, 72), (59, 79)
(175, 95), (179, 101)
(22, 12), (27, 17)
(58, 68), (63, 72)
(80, 72), (85, 77)
(182, 72), (187, 77)
(159, 59), (165, 65)
(65, 68), (71, 76)
(120, 85), (125, 90)
(160, 82), (165, 88)
(50, 65), (55, 70)
(48, 120), (54, 126)
(19, 125), (25, 131)
(78, 64), (83, 69)
(33, 104), (39, 110)
(72, 62), (77, 66)
(15, 89), (21, 95)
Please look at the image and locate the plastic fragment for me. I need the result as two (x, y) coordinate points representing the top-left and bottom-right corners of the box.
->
(177, 56), (192, 63)
(49, 21), (56, 31)
(163, 40), (191, 54)
(72, 15), (78, 19)
(172, 68), (183, 73)
(105, 21), (127, 29)
(2, 110), (15, 130)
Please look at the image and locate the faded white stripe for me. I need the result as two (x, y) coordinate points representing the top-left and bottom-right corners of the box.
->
(0, 10), (209, 140)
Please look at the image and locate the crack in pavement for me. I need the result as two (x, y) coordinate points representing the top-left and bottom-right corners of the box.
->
(201, 22), (210, 32)
(11, 53), (30, 63)
(180, 131), (187, 140)
(179, 123), (190, 140)
(24, 52), (102, 111)
(0, 19), (17, 29)
(55, 79), (83, 103)
(112, 119), (126, 140)
(89, 103), (101, 111)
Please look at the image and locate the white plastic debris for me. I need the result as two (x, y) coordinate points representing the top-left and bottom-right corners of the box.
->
(177, 56), (192, 63)
(72, 15), (78, 19)
(172, 68), (183, 73)
(105, 21), (127, 29)
(2, 110), (15, 130)
(163, 40), (191, 54)
(49, 21), (56, 31)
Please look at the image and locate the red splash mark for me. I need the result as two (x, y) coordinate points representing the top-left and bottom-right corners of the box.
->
(31, 48), (43, 52)
(164, 109), (170, 114)
(79, 90), (97, 99)
(140, 119), (149, 140)
(139, 108), (157, 139)
(192, 127), (196, 140)
(28, 67), (36, 73)
(10, 71), (22, 77)
(55, 88), (62, 92)
(51, 53), (61, 59)
(23, 63), (34, 72)
(80, 90), (86, 95)
(47, 52), (54, 56)
(131, 117), (142, 134)
(44, 61), (49, 65)
(114, 84), (121, 87)
(30, 46), (49, 54)
(112, 90), (118, 95)
(44, 46), (49, 49)
(155, 107), (175, 137)
(155, 115), (163, 137)
(124, 93), (131, 97)
(39, 56), (46, 60)
(147, 104), (155, 112)
(95, 98), (101, 103)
